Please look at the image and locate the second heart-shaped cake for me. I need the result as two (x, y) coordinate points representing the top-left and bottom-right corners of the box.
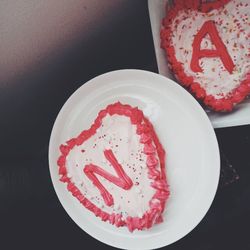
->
(57, 102), (169, 232)
(161, 0), (250, 111)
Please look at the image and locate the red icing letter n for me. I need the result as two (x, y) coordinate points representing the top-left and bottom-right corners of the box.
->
(191, 20), (235, 74)
(84, 149), (133, 206)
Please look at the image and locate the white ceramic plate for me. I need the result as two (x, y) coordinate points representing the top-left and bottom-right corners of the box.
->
(49, 70), (220, 250)
(148, 0), (250, 128)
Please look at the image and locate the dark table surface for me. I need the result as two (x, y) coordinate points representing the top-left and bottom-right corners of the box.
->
(1, 1), (250, 249)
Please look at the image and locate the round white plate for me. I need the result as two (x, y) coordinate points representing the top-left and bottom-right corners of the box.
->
(49, 69), (220, 250)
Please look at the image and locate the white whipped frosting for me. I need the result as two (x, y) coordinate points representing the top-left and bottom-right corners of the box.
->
(66, 114), (160, 218)
(171, 0), (250, 99)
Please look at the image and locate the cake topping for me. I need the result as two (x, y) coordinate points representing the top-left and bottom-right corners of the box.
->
(191, 20), (235, 74)
(83, 149), (133, 206)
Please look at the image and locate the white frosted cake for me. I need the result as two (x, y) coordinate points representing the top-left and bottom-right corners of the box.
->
(57, 102), (169, 232)
(161, 0), (250, 111)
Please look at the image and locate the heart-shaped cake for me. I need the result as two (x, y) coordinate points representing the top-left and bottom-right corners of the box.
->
(57, 102), (169, 232)
(161, 0), (250, 111)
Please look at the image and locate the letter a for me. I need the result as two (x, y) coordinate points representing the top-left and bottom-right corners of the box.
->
(190, 20), (235, 74)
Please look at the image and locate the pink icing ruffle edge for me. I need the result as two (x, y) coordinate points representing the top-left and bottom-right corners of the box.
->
(160, 0), (250, 112)
(57, 102), (169, 232)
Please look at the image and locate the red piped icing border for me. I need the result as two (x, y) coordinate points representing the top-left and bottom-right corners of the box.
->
(160, 0), (250, 112)
(57, 102), (169, 232)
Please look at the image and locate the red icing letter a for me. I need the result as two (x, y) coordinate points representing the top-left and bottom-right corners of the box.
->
(191, 20), (235, 74)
